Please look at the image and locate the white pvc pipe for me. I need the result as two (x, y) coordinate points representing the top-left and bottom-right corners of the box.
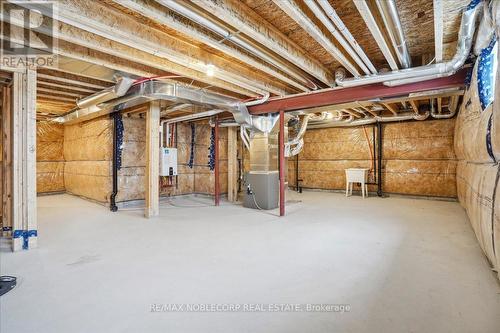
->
(376, 0), (412, 69)
(338, 2), (481, 88)
(274, 0), (360, 78)
(317, 0), (377, 74)
(158, 0), (314, 90)
(305, 0), (373, 75)
(354, 0), (399, 70)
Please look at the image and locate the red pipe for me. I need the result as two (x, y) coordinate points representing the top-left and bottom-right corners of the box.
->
(214, 116), (220, 206)
(279, 110), (285, 217)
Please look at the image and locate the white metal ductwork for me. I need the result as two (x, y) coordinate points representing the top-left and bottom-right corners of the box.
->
(307, 111), (430, 129)
(337, 1), (482, 87)
(58, 79), (279, 135)
(285, 114), (310, 157)
(76, 76), (135, 109)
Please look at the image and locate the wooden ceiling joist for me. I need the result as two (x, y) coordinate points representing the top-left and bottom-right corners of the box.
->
(36, 81), (98, 94)
(6, 1), (279, 97)
(195, 0), (333, 86)
(23, 0), (288, 96)
(114, 0), (309, 93)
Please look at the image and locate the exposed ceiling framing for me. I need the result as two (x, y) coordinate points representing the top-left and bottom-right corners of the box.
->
(0, 0), (469, 119)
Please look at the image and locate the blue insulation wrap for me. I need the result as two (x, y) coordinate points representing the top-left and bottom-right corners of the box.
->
(188, 123), (195, 169)
(466, 0), (481, 10)
(478, 35), (497, 111)
(13, 230), (38, 250)
(465, 66), (473, 89)
(208, 127), (216, 171)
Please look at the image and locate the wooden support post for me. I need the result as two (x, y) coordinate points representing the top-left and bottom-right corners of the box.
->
(2, 85), (12, 236)
(227, 127), (238, 202)
(279, 110), (285, 217)
(214, 117), (220, 206)
(145, 100), (160, 218)
(11, 69), (37, 251)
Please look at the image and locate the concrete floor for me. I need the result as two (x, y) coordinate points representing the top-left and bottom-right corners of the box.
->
(1, 191), (500, 333)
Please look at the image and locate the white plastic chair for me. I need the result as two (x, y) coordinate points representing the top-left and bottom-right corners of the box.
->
(345, 168), (369, 198)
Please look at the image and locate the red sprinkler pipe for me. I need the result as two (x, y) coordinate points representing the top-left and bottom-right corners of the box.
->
(214, 116), (220, 206)
(279, 110), (285, 217)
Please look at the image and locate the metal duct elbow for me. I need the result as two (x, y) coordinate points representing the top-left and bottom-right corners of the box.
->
(336, 1), (481, 88)
(287, 114), (310, 146)
(77, 76), (135, 109)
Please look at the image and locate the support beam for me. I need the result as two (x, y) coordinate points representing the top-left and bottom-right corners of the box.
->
(227, 127), (238, 202)
(214, 117), (220, 206)
(279, 110), (285, 217)
(2, 85), (12, 236)
(11, 69), (37, 251)
(145, 101), (160, 218)
(248, 68), (468, 114)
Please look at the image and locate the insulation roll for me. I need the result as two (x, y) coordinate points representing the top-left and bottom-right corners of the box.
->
(456, 161), (497, 268)
(454, 63), (495, 163)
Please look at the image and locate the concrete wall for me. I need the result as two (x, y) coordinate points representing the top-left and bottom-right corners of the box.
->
(37, 122), (65, 194)
(287, 119), (457, 198)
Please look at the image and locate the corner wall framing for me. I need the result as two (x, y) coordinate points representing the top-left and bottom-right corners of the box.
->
(3, 69), (37, 251)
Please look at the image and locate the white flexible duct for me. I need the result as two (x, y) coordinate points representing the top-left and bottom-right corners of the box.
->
(317, 0), (377, 74)
(158, 0), (314, 91)
(285, 114), (310, 157)
(375, 0), (412, 69)
(308, 111), (429, 129)
(240, 125), (250, 150)
(304, 0), (374, 75)
(338, 1), (482, 87)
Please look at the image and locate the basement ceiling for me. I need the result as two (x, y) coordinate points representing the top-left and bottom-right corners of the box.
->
(7, 0), (469, 118)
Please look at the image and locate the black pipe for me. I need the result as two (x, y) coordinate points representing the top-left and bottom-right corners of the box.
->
(175, 123), (179, 190)
(110, 112), (121, 212)
(372, 125), (377, 184)
(295, 154), (300, 192)
(377, 121), (383, 197)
